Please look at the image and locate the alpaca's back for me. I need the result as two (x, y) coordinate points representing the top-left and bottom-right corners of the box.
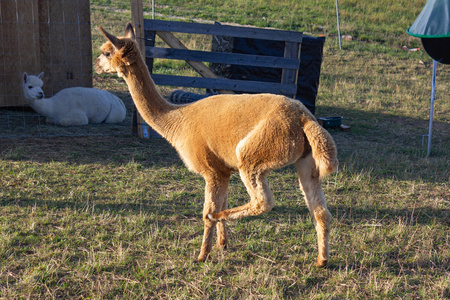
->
(52, 87), (126, 124)
(102, 90), (127, 123)
(170, 94), (319, 173)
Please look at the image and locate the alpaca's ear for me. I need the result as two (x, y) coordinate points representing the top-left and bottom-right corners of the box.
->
(37, 72), (44, 79)
(99, 26), (121, 49)
(125, 23), (136, 40)
(23, 72), (28, 83)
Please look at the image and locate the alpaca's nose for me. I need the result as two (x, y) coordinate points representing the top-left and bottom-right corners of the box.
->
(38, 92), (44, 99)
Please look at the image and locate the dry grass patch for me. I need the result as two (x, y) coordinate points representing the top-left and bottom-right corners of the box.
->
(1, 1), (449, 298)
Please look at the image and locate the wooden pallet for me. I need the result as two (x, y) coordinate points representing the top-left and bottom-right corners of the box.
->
(131, 17), (303, 138)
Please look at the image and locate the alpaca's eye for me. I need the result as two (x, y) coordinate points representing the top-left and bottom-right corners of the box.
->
(104, 52), (110, 57)
(28, 85), (33, 89)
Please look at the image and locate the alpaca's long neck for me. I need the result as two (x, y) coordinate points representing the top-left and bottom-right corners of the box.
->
(122, 57), (181, 142)
(26, 96), (54, 117)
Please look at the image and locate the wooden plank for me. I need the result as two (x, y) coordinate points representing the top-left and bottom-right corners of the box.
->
(1, 0), (17, 22)
(0, 74), (7, 107)
(64, 0), (79, 23)
(78, 0), (91, 24)
(64, 1), (83, 88)
(0, 0), (10, 104)
(156, 31), (220, 79)
(146, 46), (300, 70)
(0, 0), (42, 106)
(62, 0), (90, 85)
(1, 0), (20, 106)
(281, 41), (301, 98)
(79, 0), (93, 88)
(0, 6), (6, 106)
(144, 19), (303, 43)
(80, 22), (93, 85)
(151, 74), (298, 95)
(38, 0), (51, 69)
(80, 53), (93, 88)
(17, 0), (40, 103)
(156, 31), (233, 94)
(47, 1), (66, 95)
(144, 30), (156, 74)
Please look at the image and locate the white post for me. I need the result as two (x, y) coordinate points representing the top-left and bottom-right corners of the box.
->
(427, 60), (437, 157)
(152, 0), (155, 19)
(335, 0), (342, 49)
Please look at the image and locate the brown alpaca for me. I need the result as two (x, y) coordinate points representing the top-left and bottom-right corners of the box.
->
(95, 23), (338, 267)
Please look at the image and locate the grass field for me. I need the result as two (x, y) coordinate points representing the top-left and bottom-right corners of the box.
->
(1, 0), (449, 299)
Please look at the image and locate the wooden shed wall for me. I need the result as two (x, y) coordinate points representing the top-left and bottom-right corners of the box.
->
(0, 0), (92, 107)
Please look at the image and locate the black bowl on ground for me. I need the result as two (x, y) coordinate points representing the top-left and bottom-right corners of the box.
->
(317, 116), (343, 129)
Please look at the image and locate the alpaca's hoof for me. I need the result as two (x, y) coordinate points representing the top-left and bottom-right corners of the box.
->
(196, 254), (210, 263)
(207, 213), (218, 221)
(216, 240), (228, 250)
(315, 258), (328, 267)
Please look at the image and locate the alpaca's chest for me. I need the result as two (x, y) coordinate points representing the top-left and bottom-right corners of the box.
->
(174, 134), (240, 176)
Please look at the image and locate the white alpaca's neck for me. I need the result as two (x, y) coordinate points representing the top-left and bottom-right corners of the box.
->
(26, 96), (54, 117)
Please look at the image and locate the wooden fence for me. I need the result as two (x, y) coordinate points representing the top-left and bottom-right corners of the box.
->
(131, 17), (303, 137)
(143, 19), (303, 97)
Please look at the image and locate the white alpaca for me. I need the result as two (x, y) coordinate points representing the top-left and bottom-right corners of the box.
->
(22, 72), (126, 126)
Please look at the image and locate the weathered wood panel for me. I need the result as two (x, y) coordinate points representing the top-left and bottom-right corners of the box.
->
(136, 14), (303, 138)
(144, 19), (303, 43)
(0, 0), (92, 107)
(146, 46), (300, 69)
(0, 0), (41, 106)
(151, 74), (298, 95)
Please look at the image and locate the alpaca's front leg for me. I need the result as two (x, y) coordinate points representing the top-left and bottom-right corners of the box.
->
(197, 218), (216, 262)
(208, 168), (274, 222)
(197, 174), (229, 262)
(215, 199), (228, 250)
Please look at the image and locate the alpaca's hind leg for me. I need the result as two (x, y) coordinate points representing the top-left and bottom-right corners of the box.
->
(208, 168), (274, 221)
(295, 154), (331, 267)
(197, 173), (229, 262)
(209, 119), (297, 222)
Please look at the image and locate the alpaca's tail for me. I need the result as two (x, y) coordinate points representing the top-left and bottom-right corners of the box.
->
(302, 118), (339, 178)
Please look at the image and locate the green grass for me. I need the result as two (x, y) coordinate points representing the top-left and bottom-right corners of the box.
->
(1, 0), (449, 298)
(92, 0), (425, 48)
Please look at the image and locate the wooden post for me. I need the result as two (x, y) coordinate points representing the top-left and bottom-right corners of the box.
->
(130, 0), (145, 55)
(130, 0), (148, 137)
(281, 41), (301, 99)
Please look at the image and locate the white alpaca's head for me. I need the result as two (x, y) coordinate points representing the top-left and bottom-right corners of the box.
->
(22, 72), (45, 103)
